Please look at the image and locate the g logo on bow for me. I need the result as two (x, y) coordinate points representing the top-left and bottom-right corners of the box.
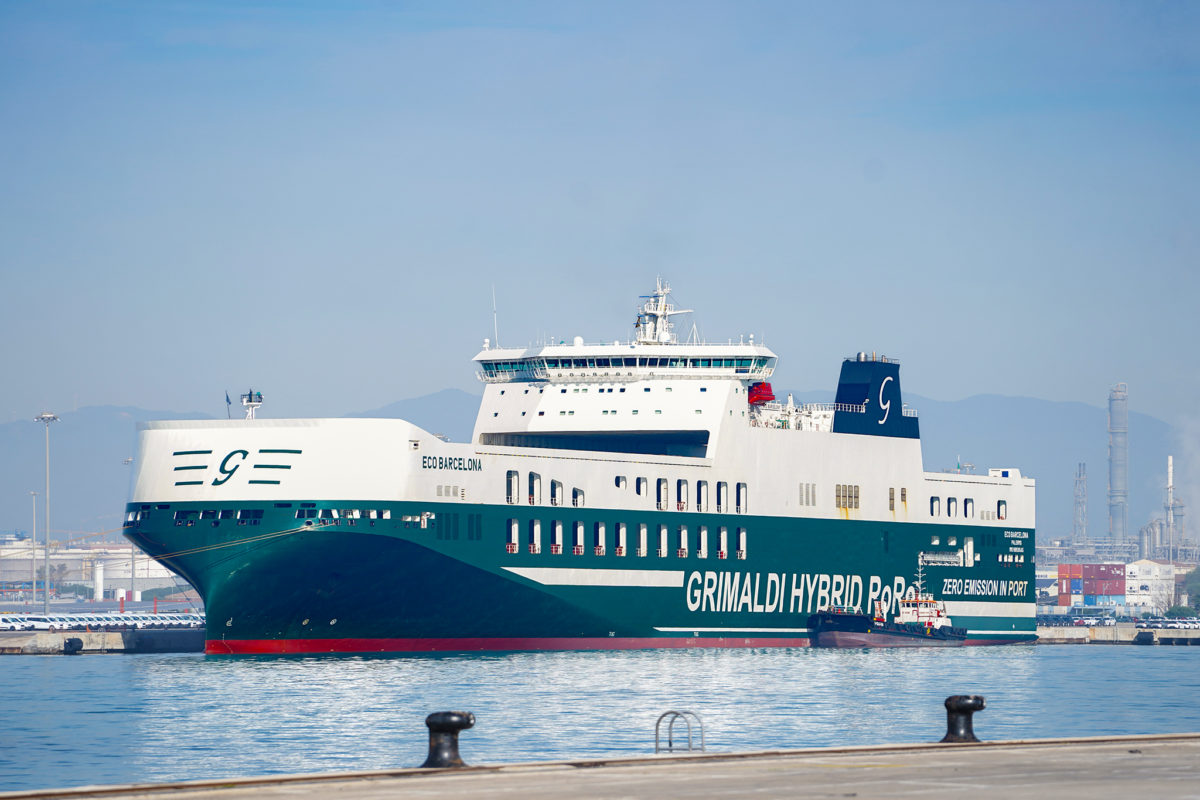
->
(212, 450), (249, 486)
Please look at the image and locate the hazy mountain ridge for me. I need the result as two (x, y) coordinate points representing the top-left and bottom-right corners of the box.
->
(0, 391), (1183, 543)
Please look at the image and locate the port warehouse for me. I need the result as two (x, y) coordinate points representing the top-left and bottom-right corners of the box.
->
(1035, 559), (1185, 615)
(0, 537), (177, 601)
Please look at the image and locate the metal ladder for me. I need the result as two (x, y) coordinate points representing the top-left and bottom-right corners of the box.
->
(655, 710), (705, 753)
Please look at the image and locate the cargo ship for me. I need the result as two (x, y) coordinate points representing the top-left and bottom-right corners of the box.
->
(122, 280), (1036, 654)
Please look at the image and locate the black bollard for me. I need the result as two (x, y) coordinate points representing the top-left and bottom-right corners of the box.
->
(940, 695), (985, 743)
(419, 711), (475, 768)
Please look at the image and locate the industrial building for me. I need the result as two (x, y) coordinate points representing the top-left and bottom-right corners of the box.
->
(0, 536), (178, 602)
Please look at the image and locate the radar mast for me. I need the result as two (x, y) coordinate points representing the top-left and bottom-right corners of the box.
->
(634, 277), (692, 345)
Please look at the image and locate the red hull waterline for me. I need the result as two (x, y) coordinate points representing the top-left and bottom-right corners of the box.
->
(206, 636), (813, 655)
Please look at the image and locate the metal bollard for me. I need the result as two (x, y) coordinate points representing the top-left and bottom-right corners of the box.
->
(940, 695), (985, 743)
(419, 711), (475, 768)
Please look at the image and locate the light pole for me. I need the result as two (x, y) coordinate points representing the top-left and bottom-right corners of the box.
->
(29, 491), (37, 605)
(35, 413), (58, 614)
(124, 457), (135, 603)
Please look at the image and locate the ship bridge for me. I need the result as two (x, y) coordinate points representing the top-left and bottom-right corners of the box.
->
(472, 280), (775, 458)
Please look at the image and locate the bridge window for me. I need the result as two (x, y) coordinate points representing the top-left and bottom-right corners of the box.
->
(930, 497), (941, 517)
(964, 498), (974, 518)
(636, 477), (647, 496)
(947, 497), (957, 517)
(572, 488), (585, 508)
(506, 470), (519, 504)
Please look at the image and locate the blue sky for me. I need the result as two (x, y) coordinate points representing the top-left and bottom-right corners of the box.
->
(1, 1), (1197, 432)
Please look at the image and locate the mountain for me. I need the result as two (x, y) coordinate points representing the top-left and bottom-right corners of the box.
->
(0, 390), (1183, 544)
(345, 388), (478, 442)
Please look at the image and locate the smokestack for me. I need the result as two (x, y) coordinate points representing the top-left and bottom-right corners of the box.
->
(1107, 384), (1129, 543)
(1166, 455), (1176, 562)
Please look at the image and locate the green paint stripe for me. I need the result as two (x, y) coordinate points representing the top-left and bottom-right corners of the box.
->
(173, 465), (206, 471)
(248, 479), (281, 485)
(259, 449), (302, 454)
(253, 464), (291, 470)
(173, 450), (212, 456)
(174, 480), (203, 486)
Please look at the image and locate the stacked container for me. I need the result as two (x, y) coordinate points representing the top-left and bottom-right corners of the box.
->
(1055, 563), (1128, 607)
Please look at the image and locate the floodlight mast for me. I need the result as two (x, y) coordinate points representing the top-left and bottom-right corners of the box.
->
(34, 412), (58, 615)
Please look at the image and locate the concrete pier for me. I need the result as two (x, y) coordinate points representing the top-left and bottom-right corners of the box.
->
(0, 629), (203, 654)
(1, 734), (1197, 800)
(1036, 624), (1200, 645)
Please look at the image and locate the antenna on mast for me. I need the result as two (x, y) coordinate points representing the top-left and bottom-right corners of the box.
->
(492, 285), (500, 347)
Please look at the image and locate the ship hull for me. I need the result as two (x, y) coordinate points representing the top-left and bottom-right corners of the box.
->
(807, 611), (968, 648)
(124, 498), (1036, 654)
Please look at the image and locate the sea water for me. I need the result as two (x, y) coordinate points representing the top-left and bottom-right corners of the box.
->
(2, 646), (1199, 792)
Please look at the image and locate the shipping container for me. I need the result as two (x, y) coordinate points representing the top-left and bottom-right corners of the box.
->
(1058, 564), (1070, 579)
(1082, 578), (1101, 594)
(1084, 595), (1098, 605)
(1070, 564), (1083, 578)
(1082, 564), (1101, 580)
(1059, 579), (1070, 595)
(1071, 578), (1083, 592)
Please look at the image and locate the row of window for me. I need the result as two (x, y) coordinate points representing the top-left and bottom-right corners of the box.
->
(505, 471), (751, 514)
(834, 484), (860, 510)
(888, 487), (908, 511)
(169, 508), (265, 527)
(930, 496), (1007, 521)
(504, 519), (748, 559)
(480, 355), (773, 378)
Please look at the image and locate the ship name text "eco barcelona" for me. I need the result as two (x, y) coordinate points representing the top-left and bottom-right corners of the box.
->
(420, 456), (483, 471)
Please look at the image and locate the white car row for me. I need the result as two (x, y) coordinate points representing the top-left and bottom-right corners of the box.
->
(1136, 618), (1200, 629)
(0, 613), (205, 631)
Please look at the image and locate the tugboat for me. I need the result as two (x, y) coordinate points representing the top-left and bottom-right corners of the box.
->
(808, 565), (967, 648)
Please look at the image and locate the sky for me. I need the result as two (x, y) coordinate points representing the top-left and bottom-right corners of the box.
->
(1, 1), (1197, 433)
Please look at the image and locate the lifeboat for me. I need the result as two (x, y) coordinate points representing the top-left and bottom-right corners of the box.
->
(748, 382), (775, 405)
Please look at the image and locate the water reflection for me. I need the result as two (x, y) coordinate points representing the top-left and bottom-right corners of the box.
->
(3, 646), (1198, 791)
